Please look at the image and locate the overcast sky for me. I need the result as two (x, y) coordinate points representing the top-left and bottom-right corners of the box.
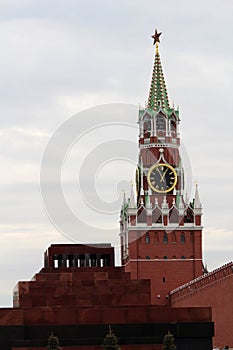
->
(0, 0), (232, 306)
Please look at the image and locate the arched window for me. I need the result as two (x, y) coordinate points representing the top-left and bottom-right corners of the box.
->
(154, 256), (159, 259)
(172, 256), (177, 259)
(171, 232), (177, 243)
(156, 113), (166, 135)
(190, 232), (194, 243)
(181, 233), (186, 244)
(146, 256), (150, 260)
(154, 232), (159, 243)
(143, 114), (152, 137)
(181, 255), (186, 259)
(145, 233), (150, 244)
(163, 256), (168, 259)
(170, 115), (177, 135)
(163, 233), (168, 243)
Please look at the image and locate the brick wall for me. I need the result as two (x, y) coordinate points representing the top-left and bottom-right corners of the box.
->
(170, 262), (233, 348)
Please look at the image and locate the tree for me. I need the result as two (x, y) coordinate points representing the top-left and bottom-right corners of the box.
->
(47, 332), (61, 350)
(102, 325), (121, 350)
(162, 331), (176, 350)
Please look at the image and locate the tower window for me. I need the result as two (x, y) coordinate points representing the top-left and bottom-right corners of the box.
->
(146, 256), (150, 260)
(181, 255), (186, 259)
(170, 118), (177, 134)
(163, 233), (168, 243)
(156, 113), (166, 134)
(163, 256), (168, 259)
(154, 232), (159, 243)
(171, 232), (177, 243)
(143, 114), (152, 137)
(145, 233), (150, 244)
(181, 233), (186, 244)
(163, 277), (166, 283)
(190, 232), (194, 243)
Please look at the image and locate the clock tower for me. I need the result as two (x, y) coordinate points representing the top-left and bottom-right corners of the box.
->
(120, 30), (203, 305)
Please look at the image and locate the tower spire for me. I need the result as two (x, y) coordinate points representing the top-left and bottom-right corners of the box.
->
(194, 183), (202, 209)
(129, 182), (136, 208)
(147, 29), (170, 111)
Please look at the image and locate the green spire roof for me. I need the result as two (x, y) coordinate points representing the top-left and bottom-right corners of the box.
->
(147, 36), (170, 111)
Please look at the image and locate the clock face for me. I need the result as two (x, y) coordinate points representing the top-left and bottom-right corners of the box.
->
(147, 163), (177, 193)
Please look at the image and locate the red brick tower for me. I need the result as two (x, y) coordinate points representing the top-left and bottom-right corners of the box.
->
(120, 30), (203, 305)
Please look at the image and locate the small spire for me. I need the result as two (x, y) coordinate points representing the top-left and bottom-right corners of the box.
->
(178, 199), (184, 209)
(145, 191), (152, 209)
(194, 183), (202, 209)
(147, 29), (170, 111)
(185, 192), (189, 205)
(129, 182), (136, 208)
(162, 196), (169, 209)
(122, 191), (126, 206)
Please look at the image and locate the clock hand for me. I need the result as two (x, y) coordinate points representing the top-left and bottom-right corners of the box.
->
(157, 168), (164, 181)
(161, 168), (168, 182)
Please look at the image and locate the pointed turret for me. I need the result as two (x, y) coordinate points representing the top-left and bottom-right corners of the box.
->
(194, 184), (202, 209)
(122, 191), (127, 207)
(194, 183), (202, 225)
(129, 183), (136, 208)
(147, 30), (170, 111)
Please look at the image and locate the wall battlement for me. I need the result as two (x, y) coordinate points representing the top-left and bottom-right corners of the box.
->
(170, 261), (233, 302)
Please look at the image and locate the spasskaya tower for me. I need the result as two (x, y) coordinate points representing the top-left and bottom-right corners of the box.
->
(120, 30), (203, 306)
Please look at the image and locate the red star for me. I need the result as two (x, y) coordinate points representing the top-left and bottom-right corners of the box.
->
(151, 29), (162, 45)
